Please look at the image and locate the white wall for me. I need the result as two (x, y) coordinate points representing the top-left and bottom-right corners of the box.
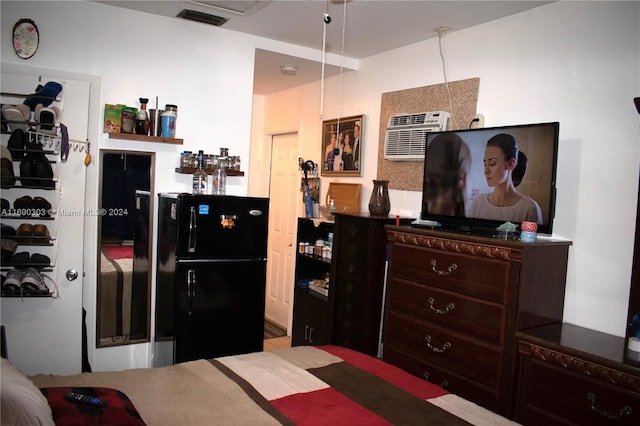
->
(1, 1), (638, 372)
(254, 1), (640, 338)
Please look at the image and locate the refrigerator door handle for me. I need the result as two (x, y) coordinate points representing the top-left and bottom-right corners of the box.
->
(187, 269), (196, 316)
(188, 206), (197, 253)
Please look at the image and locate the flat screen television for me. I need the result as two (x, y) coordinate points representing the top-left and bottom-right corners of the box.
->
(417, 122), (559, 236)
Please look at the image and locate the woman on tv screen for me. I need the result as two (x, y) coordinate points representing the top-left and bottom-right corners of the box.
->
(469, 133), (542, 224)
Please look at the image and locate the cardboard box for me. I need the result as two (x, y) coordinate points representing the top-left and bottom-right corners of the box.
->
(103, 104), (122, 133)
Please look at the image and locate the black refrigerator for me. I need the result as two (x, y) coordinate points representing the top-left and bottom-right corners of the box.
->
(154, 193), (269, 367)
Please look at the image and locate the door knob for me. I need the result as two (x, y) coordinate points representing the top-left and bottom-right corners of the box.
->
(66, 269), (79, 281)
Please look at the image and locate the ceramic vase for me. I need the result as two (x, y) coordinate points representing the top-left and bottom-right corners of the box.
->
(368, 179), (390, 216)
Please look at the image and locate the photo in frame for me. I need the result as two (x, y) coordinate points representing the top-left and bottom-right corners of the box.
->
(321, 114), (364, 176)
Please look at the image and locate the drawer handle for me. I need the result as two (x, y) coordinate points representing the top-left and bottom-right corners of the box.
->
(425, 335), (452, 353)
(586, 393), (632, 420)
(430, 259), (457, 276)
(427, 297), (455, 314)
(422, 371), (449, 389)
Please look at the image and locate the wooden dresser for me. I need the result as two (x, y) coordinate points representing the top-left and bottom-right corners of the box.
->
(382, 225), (572, 418)
(330, 212), (412, 357)
(516, 323), (640, 425)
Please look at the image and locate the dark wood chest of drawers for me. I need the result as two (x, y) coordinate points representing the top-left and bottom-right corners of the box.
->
(516, 323), (640, 425)
(330, 213), (411, 357)
(382, 226), (572, 418)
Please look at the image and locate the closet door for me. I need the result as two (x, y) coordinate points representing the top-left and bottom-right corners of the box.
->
(1, 68), (90, 375)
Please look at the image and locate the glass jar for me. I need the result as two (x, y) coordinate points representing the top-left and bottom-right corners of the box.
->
(211, 168), (226, 195)
(204, 155), (215, 171)
(180, 151), (192, 169)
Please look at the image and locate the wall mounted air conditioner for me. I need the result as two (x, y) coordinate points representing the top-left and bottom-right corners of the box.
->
(383, 111), (450, 161)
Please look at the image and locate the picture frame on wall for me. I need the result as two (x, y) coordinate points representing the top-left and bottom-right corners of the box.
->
(321, 114), (364, 176)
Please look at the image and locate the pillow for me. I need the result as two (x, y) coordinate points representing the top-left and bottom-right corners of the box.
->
(40, 387), (146, 425)
(1, 357), (54, 426)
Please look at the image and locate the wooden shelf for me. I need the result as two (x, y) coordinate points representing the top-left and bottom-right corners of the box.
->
(175, 167), (244, 177)
(108, 133), (183, 145)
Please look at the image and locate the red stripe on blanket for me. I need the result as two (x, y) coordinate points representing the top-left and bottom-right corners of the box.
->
(318, 346), (448, 399)
(272, 388), (392, 426)
(103, 245), (133, 259)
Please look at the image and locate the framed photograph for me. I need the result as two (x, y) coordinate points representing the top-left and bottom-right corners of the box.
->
(321, 114), (364, 176)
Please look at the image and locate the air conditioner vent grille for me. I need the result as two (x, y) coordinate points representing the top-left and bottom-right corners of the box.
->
(384, 111), (450, 161)
(177, 9), (228, 26)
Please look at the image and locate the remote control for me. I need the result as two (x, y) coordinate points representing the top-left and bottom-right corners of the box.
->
(64, 392), (108, 407)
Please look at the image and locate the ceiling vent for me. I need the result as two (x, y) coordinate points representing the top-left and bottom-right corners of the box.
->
(384, 111), (451, 161)
(177, 9), (228, 26)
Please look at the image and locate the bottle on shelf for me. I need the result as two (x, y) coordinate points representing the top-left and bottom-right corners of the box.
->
(135, 98), (150, 136)
(192, 150), (208, 195)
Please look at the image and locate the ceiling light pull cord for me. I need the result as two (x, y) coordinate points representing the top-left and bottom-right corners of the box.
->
(438, 32), (460, 129)
(320, 18), (327, 119)
(320, 0), (331, 119)
(335, 0), (347, 140)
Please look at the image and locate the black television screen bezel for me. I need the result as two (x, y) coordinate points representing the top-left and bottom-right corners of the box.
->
(419, 121), (560, 236)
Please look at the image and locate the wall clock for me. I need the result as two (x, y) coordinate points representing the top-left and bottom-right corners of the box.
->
(12, 18), (39, 59)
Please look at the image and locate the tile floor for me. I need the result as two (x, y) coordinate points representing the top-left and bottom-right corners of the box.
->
(263, 336), (291, 352)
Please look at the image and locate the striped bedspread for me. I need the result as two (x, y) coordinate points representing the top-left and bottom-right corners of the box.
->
(32, 345), (517, 425)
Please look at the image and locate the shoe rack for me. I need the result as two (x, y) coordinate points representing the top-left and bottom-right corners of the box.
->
(1, 91), (62, 298)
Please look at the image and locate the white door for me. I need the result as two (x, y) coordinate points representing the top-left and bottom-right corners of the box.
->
(1, 69), (90, 375)
(264, 133), (299, 330)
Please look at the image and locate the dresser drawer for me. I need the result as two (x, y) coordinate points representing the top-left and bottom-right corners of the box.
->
(521, 359), (640, 426)
(333, 309), (366, 350)
(389, 278), (506, 346)
(383, 345), (500, 411)
(386, 311), (502, 387)
(390, 243), (510, 303)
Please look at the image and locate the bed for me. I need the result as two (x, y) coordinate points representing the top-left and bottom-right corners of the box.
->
(2, 345), (516, 425)
(98, 244), (133, 345)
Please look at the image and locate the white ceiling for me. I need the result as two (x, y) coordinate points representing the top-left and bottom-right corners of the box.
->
(96, 1), (551, 94)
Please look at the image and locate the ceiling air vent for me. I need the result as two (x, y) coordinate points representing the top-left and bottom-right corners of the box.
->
(177, 9), (228, 26)
(384, 111), (451, 161)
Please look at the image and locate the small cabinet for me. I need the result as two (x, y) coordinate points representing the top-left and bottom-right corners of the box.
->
(330, 212), (412, 357)
(291, 218), (333, 347)
(516, 323), (640, 425)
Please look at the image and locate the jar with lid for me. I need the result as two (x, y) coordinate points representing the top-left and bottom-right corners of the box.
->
(192, 150), (208, 195)
(180, 151), (193, 169)
(160, 104), (177, 138)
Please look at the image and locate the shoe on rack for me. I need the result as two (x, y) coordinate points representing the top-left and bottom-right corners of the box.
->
(33, 154), (54, 188)
(7, 128), (28, 160)
(1, 104), (31, 132)
(1, 145), (16, 189)
(33, 224), (50, 238)
(16, 223), (33, 243)
(1, 224), (16, 237)
(35, 103), (60, 135)
(32, 197), (52, 217)
(13, 196), (33, 213)
(9, 251), (30, 268)
(1, 238), (18, 263)
(2, 269), (23, 293)
(30, 253), (51, 268)
(21, 267), (49, 294)
(23, 81), (63, 111)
